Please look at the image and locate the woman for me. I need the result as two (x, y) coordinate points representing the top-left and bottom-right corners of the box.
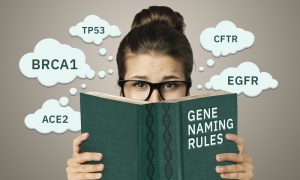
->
(66, 6), (254, 180)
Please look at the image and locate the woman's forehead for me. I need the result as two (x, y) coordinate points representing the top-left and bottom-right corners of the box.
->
(124, 54), (185, 81)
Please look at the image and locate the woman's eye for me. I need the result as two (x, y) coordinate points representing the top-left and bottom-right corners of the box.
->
(133, 81), (148, 89)
(163, 82), (177, 89)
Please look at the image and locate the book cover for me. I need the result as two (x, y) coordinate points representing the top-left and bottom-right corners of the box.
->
(80, 91), (238, 179)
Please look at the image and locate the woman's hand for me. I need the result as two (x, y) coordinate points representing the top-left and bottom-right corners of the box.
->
(66, 133), (105, 180)
(215, 134), (254, 179)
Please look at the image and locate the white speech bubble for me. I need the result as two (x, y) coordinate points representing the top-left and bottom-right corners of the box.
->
(200, 21), (255, 57)
(69, 15), (121, 45)
(19, 38), (95, 87)
(205, 61), (278, 97)
(24, 99), (81, 134)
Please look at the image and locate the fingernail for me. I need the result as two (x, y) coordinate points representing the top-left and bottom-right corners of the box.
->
(81, 132), (89, 139)
(98, 164), (104, 170)
(96, 173), (102, 179)
(226, 134), (232, 138)
(215, 166), (223, 173)
(97, 153), (102, 160)
(220, 173), (226, 178)
(216, 154), (223, 161)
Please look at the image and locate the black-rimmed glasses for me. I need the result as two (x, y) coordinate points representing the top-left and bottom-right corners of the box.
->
(118, 80), (192, 101)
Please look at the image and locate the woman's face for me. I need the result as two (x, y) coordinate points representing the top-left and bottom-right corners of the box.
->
(123, 54), (186, 102)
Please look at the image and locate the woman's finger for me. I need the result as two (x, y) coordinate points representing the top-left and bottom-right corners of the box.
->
(68, 172), (102, 180)
(216, 153), (250, 163)
(68, 152), (103, 166)
(73, 133), (89, 156)
(67, 164), (104, 173)
(219, 172), (246, 179)
(225, 134), (246, 154)
(216, 164), (253, 173)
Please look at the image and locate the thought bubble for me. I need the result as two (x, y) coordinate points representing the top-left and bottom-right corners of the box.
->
(197, 85), (203, 90)
(86, 70), (96, 79)
(205, 61), (278, 97)
(69, 15), (122, 45)
(24, 99), (80, 134)
(108, 69), (114, 75)
(108, 55), (113, 62)
(81, 83), (87, 89)
(200, 21), (255, 57)
(207, 59), (215, 67)
(98, 71), (106, 79)
(205, 82), (212, 90)
(19, 38), (95, 87)
(69, 88), (77, 96)
(99, 48), (107, 56)
(59, 97), (69, 107)
(198, 66), (205, 72)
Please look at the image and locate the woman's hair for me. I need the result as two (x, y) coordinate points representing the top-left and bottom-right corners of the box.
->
(116, 6), (193, 82)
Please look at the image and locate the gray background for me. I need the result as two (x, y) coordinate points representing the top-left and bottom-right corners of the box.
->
(0, 0), (299, 179)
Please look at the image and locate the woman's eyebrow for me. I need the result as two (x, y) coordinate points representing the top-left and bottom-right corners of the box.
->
(129, 75), (148, 80)
(128, 75), (182, 81)
(162, 75), (181, 81)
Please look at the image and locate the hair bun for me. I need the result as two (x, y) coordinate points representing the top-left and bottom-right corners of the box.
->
(131, 6), (186, 33)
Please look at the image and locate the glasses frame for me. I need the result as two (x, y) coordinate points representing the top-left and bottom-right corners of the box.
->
(118, 79), (192, 101)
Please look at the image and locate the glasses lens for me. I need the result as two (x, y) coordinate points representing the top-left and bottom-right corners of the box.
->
(123, 81), (150, 100)
(160, 81), (187, 100)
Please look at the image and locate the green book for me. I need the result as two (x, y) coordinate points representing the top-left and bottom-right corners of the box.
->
(80, 91), (238, 180)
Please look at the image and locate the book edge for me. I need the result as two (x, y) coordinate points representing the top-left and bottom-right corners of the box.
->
(83, 91), (233, 105)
